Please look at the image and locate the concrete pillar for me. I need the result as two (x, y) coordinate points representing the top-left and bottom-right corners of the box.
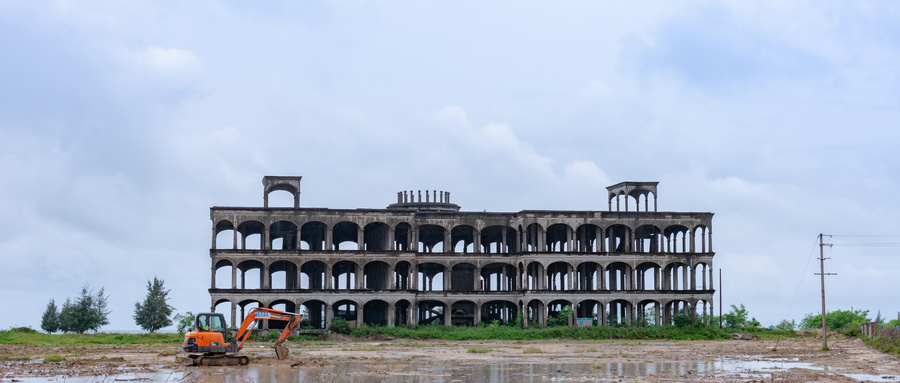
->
(410, 303), (418, 327)
(443, 267), (451, 291)
(325, 264), (333, 289)
(325, 227), (333, 250)
(567, 264), (574, 290)
(356, 304), (363, 328)
(444, 230), (452, 253)
(389, 228), (396, 251)
(233, 227), (238, 250)
(443, 303), (451, 327)
(211, 266), (216, 289)
(474, 304), (481, 326)
(231, 266), (237, 289)
(411, 266), (418, 290)
(708, 228), (713, 252)
(262, 265), (270, 289)
(501, 227), (508, 253)
(690, 229), (696, 253)
(355, 264), (363, 289)
(325, 302), (332, 330)
(357, 227), (364, 251)
(474, 266), (481, 291)
(262, 227), (269, 250)
(388, 303), (395, 326)
(474, 230), (481, 253)
(231, 303), (237, 330)
(566, 227), (573, 252)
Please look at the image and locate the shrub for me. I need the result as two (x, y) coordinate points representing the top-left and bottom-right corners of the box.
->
(330, 317), (352, 335)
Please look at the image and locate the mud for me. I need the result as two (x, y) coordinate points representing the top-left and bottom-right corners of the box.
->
(1, 334), (899, 382)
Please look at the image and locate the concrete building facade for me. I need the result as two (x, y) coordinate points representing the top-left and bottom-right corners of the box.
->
(208, 176), (715, 329)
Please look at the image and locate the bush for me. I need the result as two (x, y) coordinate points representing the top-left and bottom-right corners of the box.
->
(330, 317), (352, 335)
(800, 309), (870, 333)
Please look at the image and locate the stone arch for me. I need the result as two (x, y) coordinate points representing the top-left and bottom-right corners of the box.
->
(634, 224), (661, 253)
(300, 299), (326, 329)
(267, 299), (297, 329)
(363, 260), (391, 290)
(332, 260), (359, 290)
(213, 259), (234, 289)
(300, 221), (327, 250)
(605, 261), (632, 291)
(419, 224), (447, 253)
(548, 299), (574, 326)
(635, 261), (661, 291)
(575, 261), (602, 291)
(363, 300), (390, 326)
(576, 299), (602, 326)
(269, 221), (298, 250)
(480, 262), (516, 292)
(664, 225), (690, 253)
(524, 223), (544, 252)
(214, 220), (236, 250)
(575, 224), (600, 252)
(332, 299), (359, 326)
(268, 260), (298, 289)
(450, 262), (477, 292)
(451, 224), (476, 253)
(606, 299), (633, 326)
(300, 260), (327, 289)
(451, 300), (477, 326)
(526, 299), (545, 328)
(237, 220), (265, 250)
(332, 221), (360, 250)
(481, 300), (517, 325)
(363, 222), (391, 251)
(545, 223), (573, 252)
(636, 299), (661, 326)
(237, 260), (264, 289)
(417, 300), (446, 326)
(394, 222), (412, 251)
(546, 261), (572, 291)
(417, 262), (446, 292)
(605, 224), (631, 252)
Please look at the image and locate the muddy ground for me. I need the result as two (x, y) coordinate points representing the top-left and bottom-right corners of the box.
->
(1, 334), (899, 382)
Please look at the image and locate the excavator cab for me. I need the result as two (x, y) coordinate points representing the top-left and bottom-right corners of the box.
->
(195, 313), (228, 340)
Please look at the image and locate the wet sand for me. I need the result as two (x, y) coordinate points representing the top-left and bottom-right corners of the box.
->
(2, 334), (899, 382)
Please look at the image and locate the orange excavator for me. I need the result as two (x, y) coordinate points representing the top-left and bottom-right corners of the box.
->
(182, 307), (302, 366)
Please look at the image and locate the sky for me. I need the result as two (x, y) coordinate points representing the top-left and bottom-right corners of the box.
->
(1, 1), (899, 331)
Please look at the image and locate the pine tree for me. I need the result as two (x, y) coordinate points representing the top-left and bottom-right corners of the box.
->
(40, 299), (60, 334)
(133, 277), (174, 332)
(58, 285), (110, 334)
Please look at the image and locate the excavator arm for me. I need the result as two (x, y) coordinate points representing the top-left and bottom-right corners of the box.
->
(231, 307), (303, 359)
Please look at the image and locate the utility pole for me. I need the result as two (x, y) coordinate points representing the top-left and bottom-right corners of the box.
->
(816, 233), (836, 350)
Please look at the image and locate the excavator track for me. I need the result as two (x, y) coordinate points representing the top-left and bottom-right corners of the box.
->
(185, 353), (249, 366)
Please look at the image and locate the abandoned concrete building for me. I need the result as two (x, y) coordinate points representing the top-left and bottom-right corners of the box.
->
(208, 176), (716, 329)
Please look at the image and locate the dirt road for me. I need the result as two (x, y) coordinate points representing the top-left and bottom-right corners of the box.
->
(2, 334), (898, 382)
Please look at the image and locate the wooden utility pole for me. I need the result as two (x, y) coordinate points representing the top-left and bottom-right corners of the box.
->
(817, 233), (835, 350)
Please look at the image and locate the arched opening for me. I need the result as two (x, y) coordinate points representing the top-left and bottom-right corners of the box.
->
(214, 259), (234, 289)
(694, 262), (710, 290)
(451, 225), (475, 253)
(524, 223), (544, 252)
(394, 300), (411, 326)
(606, 299), (632, 326)
(363, 300), (389, 326)
(480, 263), (515, 291)
(693, 225), (709, 253)
(269, 221), (298, 250)
(635, 262), (660, 291)
(481, 301), (516, 325)
(480, 226), (513, 254)
(332, 261), (359, 290)
(637, 300), (661, 326)
(605, 225), (630, 252)
(300, 260), (326, 289)
(417, 300), (445, 326)
(546, 224), (571, 252)
(267, 300), (296, 329)
(417, 263), (445, 291)
(575, 224), (600, 252)
(451, 301), (476, 326)
(605, 262), (632, 291)
(363, 261), (391, 290)
(546, 262), (571, 291)
(237, 300), (261, 329)
(665, 300), (692, 326)
(419, 224), (446, 253)
(300, 300), (326, 329)
(664, 225), (690, 253)
(394, 223), (412, 251)
(394, 261), (411, 290)
(300, 221), (327, 250)
(664, 262), (692, 290)
(265, 189), (296, 208)
(525, 261), (545, 290)
(547, 299), (573, 326)
(269, 260), (297, 289)
(364, 222), (390, 251)
(575, 262), (601, 291)
(634, 225), (661, 253)
(214, 220), (236, 250)
(333, 221), (360, 250)
(237, 260), (264, 289)
(575, 300), (601, 326)
(332, 300), (359, 327)
(526, 300), (545, 328)
(450, 263), (476, 292)
(237, 221), (264, 250)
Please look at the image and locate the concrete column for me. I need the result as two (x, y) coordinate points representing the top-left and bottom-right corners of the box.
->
(388, 303), (395, 326)
(262, 227), (269, 250)
(443, 267), (451, 291)
(325, 227), (333, 250)
(474, 304), (481, 326)
(499, 267), (505, 291)
(232, 266), (237, 289)
(233, 227), (238, 250)
(474, 230), (481, 253)
(410, 303), (418, 327)
(690, 264), (697, 290)
(411, 266), (418, 290)
(357, 227), (364, 251)
(474, 266), (481, 291)
(231, 303), (237, 330)
(389, 228), (396, 251)
(356, 305), (363, 328)
(443, 303), (451, 326)
(708, 228), (713, 252)
(501, 227), (508, 253)
(444, 231), (452, 253)
(262, 265), (270, 289)
(325, 264), (333, 289)
(682, 266), (688, 291)
(211, 227), (217, 250)
(566, 227), (573, 252)
(690, 228), (696, 253)
(567, 264), (574, 290)
(211, 266), (216, 289)
(355, 264), (363, 289)
(325, 303), (332, 330)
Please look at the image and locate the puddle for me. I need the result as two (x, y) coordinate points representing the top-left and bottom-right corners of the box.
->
(5, 359), (899, 382)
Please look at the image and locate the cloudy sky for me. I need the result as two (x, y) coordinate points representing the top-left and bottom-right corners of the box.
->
(2, 1), (899, 331)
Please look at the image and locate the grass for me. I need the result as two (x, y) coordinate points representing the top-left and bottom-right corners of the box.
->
(348, 323), (737, 341)
(0, 328), (183, 345)
(43, 354), (67, 362)
(523, 346), (543, 354)
(467, 346), (491, 353)
(865, 336), (900, 355)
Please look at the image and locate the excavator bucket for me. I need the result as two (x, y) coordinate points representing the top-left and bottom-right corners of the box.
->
(274, 344), (290, 360)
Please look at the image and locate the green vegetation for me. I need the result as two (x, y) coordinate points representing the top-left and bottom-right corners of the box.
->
(523, 346), (543, 353)
(719, 304), (761, 330)
(467, 346), (491, 353)
(330, 317), (352, 335)
(799, 309), (870, 335)
(173, 312), (195, 333)
(41, 299), (60, 334)
(347, 323), (734, 340)
(42, 354), (67, 362)
(0, 327), (183, 345)
(133, 277), (174, 332)
(49, 285), (110, 334)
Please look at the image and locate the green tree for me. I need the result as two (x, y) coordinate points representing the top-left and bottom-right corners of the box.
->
(775, 319), (796, 330)
(59, 285), (110, 334)
(722, 304), (750, 329)
(173, 312), (195, 333)
(133, 277), (174, 332)
(800, 309), (870, 332)
(40, 299), (60, 334)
